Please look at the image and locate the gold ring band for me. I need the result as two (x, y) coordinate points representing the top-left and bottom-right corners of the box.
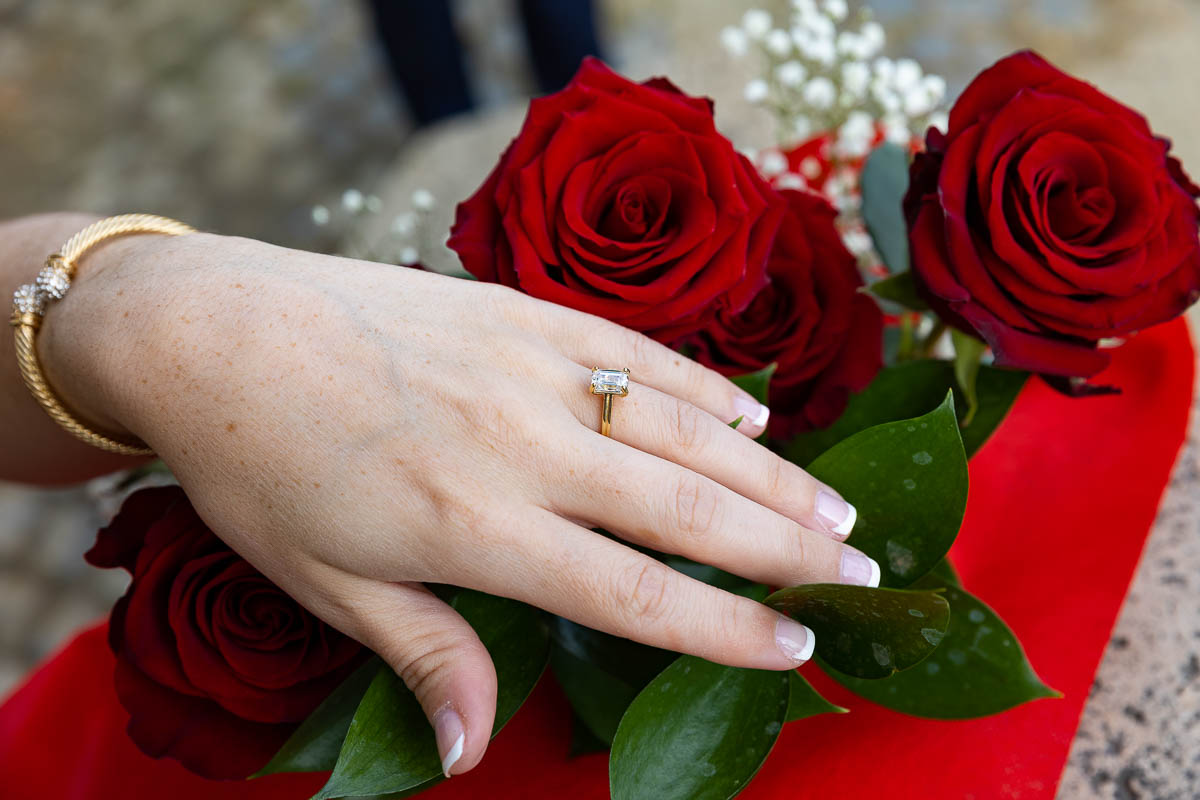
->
(589, 368), (629, 437)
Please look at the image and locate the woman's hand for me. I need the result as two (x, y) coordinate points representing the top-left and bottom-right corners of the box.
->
(42, 231), (877, 775)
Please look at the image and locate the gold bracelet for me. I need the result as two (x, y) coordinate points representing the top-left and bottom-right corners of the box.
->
(10, 214), (195, 456)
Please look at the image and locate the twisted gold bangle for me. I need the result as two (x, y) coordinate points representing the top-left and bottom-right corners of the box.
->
(10, 214), (196, 456)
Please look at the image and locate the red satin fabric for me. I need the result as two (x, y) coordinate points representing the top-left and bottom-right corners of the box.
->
(1, 318), (1192, 800)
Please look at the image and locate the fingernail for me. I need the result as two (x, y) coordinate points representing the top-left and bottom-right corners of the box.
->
(733, 394), (770, 434)
(775, 616), (816, 665)
(840, 548), (881, 587)
(433, 706), (465, 777)
(814, 490), (857, 539)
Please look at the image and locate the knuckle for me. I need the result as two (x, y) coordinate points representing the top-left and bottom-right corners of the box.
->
(624, 330), (656, 370)
(393, 634), (473, 698)
(782, 523), (811, 578)
(671, 472), (721, 544)
(668, 400), (709, 453)
(764, 456), (788, 501)
(613, 561), (675, 626)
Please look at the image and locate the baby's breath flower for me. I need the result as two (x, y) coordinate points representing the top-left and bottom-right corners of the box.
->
(802, 76), (837, 109)
(744, 78), (770, 104)
(823, 0), (849, 21)
(311, 205), (331, 226)
(776, 60), (808, 87)
(860, 21), (885, 53)
(365, 195), (383, 213)
(742, 9), (772, 38)
(398, 246), (419, 265)
(720, 25), (749, 57)
(928, 111), (950, 133)
(391, 212), (417, 235)
(893, 58), (923, 92)
(759, 149), (789, 176)
(341, 189), (365, 213)
(411, 188), (436, 211)
(765, 28), (793, 57)
(841, 61), (871, 96)
(775, 172), (809, 190)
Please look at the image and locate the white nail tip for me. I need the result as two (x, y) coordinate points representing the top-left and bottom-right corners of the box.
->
(796, 624), (817, 662)
(866, 556), (881, 588)
(750, 403), (770, 429)
(830, 502), (857, 536)
(441, 732), (464, 777)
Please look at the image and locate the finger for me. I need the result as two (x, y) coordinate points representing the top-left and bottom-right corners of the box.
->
(452, 506), (817, 671)
(574, 377), (857, 540)
(315, 574), (497, 778)
(551, 433), (880, 589)
(550, 309), (772, 438)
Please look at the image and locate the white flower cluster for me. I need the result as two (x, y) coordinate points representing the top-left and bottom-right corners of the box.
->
(311, 187), (437, 266)
(722, 1), (948, 154)
(720, 1), (949, 270)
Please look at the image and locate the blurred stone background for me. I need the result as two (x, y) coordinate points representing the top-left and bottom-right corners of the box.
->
(1, 0), (1198, 796)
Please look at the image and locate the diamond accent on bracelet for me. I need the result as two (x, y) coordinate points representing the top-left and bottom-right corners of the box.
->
(590, 368), (630, 395)
(36, 263), (71, 300)
(13, 284), (45, 316)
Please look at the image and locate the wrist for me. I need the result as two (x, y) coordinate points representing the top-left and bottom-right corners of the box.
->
(36, 227), (217, 444)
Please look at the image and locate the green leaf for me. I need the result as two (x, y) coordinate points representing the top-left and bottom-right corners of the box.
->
(951, 330), (988, 427)
(313, 593), (548, 799)
(804, 392), (968, 588)
(860, 142), (911, 273)
(786, 671), (847, 721)
(550, 642), (640, 746)
(548, 616), (682, 748)
(568, 711), (611, 756)
(865, 271), (928, 312)
(766, 584), (949, 678)
(729, 415), (744, 429)
(730, 363), (776, 406)
(827, 576), (1059, 717)
(785, 360), (1028, 466)
(927, 557), (963, 588)
(255, 658), (381, 776)
(609, 656), (789, 800)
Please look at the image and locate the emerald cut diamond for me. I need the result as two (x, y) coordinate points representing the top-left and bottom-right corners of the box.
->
(590, 368), (629, 395)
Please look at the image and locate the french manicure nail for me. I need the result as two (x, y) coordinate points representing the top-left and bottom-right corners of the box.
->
(775, 616), (816, 665)
(815, 490), (857, 538)
(433, 705), (465, 778)
(732, 394), (770, 433)
(840, 548), (881, 587)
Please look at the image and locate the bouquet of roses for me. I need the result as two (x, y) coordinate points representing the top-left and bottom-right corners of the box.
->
(84, 2), (1200, 798)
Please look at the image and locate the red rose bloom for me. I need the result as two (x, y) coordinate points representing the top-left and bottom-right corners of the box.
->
(85, 486), (364, 780)
(678, 190), (883, 436)
(449, 57), (784, 339)
(905, 50), (1200, 379)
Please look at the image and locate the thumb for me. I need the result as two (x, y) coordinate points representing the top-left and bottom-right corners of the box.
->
(343, 579), (498, 777)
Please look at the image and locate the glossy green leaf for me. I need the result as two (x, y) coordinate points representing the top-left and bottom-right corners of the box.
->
(866, 271), (928, 312)
(610, 657), (789, 800)
(255, 658), (381, 777)
(550, 642), (640, 746)
(827, 576), (1059, 717)
(861, 142), (911, 273)
(951, 330), (988, 427)
(729, 415), (744, 429)
(313, 593), (548, 799)
(785, 360), (1028, 466)
(927, 557), (963, 588)
(786, 671), (847, 721)
(804, 392), (968, 588)
(767, 584), (949, 678)
(549, 616), (675, 690)
(730, 363), (776, 405)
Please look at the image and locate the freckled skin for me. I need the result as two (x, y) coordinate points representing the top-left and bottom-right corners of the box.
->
(0, 212), (864, 775)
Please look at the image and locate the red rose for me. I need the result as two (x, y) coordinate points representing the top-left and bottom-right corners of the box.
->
(905, 50), (1200, 379)
(449, 57), (784, 339)
(84, 486), (364, 780)
(678, 190), (883, 436)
